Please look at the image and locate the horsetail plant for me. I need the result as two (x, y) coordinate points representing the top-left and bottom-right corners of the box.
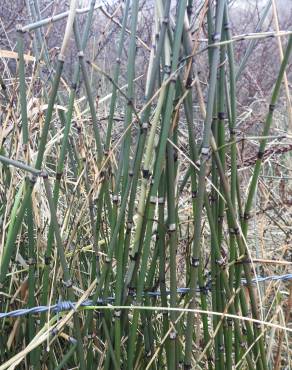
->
(0, 1), (291, 369)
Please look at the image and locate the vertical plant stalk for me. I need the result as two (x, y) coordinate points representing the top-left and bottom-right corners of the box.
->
(271, 0), (292, 132)
(121, 0), (172, 297)
(40, 1), (97, 323)
(112, 0), (140, 204)
(125, 2), (187, 368)
(85, 3), (172, 363)
(242, 35), (292, 237)
(184, 1), (225, 367)
(166, 139), (178, 368)
(105, 0), (131, 152)
(16, 27), (38, 367)
(210, 135), (268, 370)
(0, 2), (78, 366)
(0, 54), (65, 284)
(42, 174), (85, 369)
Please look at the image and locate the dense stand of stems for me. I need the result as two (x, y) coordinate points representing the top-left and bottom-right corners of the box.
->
(0, 1), (291, 369)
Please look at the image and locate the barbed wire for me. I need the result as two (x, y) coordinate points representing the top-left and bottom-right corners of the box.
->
(1, 273), (291, 320)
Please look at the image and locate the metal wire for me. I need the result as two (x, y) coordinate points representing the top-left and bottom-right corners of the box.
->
(1, 273), (291, 319)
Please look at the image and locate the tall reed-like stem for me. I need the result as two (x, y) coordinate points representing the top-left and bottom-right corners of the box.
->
(184, 1), (225, 367)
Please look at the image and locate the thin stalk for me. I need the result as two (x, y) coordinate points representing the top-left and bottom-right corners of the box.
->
(40, 1), (97, 324)
(210, 136), (267, 370)
(166, 140), (178, 368)
(113, 0), (140, 199)
(126, 2), (188, 368)
(184, 1), (225, 367)
(224, 5), (241, 364)
(105, 0), (131, 151)
(42, 175), (85, 369)
(157, 173), (171, 366)
(17, 27), (38, 367)
(55, 343), (77, 370)
(242, 35), (292, 237)
(121, 0), (172, 295)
